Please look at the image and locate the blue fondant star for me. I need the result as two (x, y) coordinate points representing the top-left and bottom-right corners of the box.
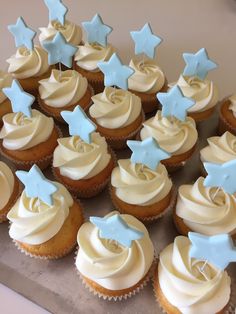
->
(16, 165), (58, 206)
(8, 17), (36, 51)
(90, 214), (144, 247)
(3, 79), (35, 118)
(189, 232), (236, 270)
(61, 105), (96, 143)
(42, 32), (77, 68)
(98, 53), (134, 90)
(204, 159), (236, 194)
(82, 14), (112, 47)
(130, 23), (162, 59)
(44, 0), (68, 25)
(183, 48), (217, 80)
(157, 85), (195, 121)
(127, 137), (170, 170)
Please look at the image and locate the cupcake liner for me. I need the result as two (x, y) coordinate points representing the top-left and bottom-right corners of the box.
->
(218, 110), (236, 136)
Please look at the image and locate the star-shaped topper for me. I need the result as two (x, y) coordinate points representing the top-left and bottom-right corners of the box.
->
(61, 105), (97, 144)
(44, 0), (68, 25)
(183, 48), (217, 80)
(16, 164), (58, 206)
(42, 32), (77, 68)
(8, 17), (36, 51)
(130, 23), (162, 59)
(82, 14), (113, 47)
(157, 85), (195, 121)
(90, 214), (144, 247)
(98, 53), (134, 90)
(203, 159), (236, 194)
(189, 232), (236, 270)
(3, 79), (35, 118)
(127, 137), (170, 170)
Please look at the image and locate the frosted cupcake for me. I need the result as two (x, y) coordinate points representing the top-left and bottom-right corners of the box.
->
(0, 162), (20, 223)
(75, 211), (155, 300)
(219, 95), (236, 135)
(8, 165), (84, 259)
(0, 71), (13, 126)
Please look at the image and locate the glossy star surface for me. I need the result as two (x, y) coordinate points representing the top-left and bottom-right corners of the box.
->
(204, 159), (236, 194)
(183, 48), (217, 80)
(61, 105), (96, 143)
(3, 79), (35, 118)
(189, 232), (236, 270)
(82, 14), (112, 47)
(98, 53), (134, 90)
(127, 137), (170, 170)
(16, 165), (58, 206)
(8, 17), (36, 51)
(157, 85), (195, 121)
(44, 0), (68, 25)
(42, 32), (77, 68)
(90, 214), (144, 247)
(130, 23), (162, 59)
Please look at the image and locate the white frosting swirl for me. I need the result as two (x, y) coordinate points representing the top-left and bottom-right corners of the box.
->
(176, 177), (236, 235)
(229, 95), (236, 118)
(76, 211), (154, 290)
(169, 75), (218, 113)
(39, 20), (82, 46)
(140, 111), (198, 155)
(89, 87), (142, 129)
(0, 71), (13, 103)
(200, 131), (236, 164)
(53, 133), (111, 180)
(0, 161), (14, 210)
(7, 46), (49, 79)
(158, 236), (231, 314)
(111, 159), (172, 206)
(39, 69), (88, 108)
(7, 182), (73, 245)
(128, 58), (165, 94)
(0, 109), (54, 150)
(74, 42), (114, 72)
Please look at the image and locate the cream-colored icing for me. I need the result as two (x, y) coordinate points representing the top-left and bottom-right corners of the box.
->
(0, 161), (14, 210)
(229, 95), (236, 118)
(89, 87), (142, 129)
(0, 71), (13, 103)
(53, 133), (111, 180)
(76, 211), (154, 290)
(0, 109), (54, 150)
(39, 69), (88, 108)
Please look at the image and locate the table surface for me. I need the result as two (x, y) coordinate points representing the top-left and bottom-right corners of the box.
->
(1, 1), (236, 313)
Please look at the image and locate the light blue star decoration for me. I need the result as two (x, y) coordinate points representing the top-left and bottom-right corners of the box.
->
(8, 17), (36, 51)
(44, 0), (68, 25)
(189, 232), (236, 270)
(98, 53), (134, 90)
(157, 85), (195, 121)
(203, 159), (236, 194)
(82, 14), (112, 47)
(130, 23), (162, 59)
(90, 214), (144, 247)
(3, 79), (35, 118)
(183, 48), (217, 80)
(61, 105), (97, 144)
(127, 137), (170, 170)
(42, 32), (77, 68)
(16, 165), (58, 206)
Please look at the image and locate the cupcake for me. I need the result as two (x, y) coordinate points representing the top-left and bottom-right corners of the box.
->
(0, 71), (13, 127)
(74, 14), (115, 93)
(38, 69), (93, 122)
(0, 161), (20, 223)
(219, 95), (236, 135)
(75, 211), (155, 300)
(0, 80), (60, 170)
(7, 165), (84, 259)
(153, 235), (232, 314)
(174, 177), (236, 239)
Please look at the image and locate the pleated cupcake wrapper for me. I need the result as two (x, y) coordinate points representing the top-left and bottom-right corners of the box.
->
(0, 125), (63, 171)
(0, 182), (22, 223)
(38, 85), (95, 123)
(74, 246), (157, 301)
(218, 109), (236, 136)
